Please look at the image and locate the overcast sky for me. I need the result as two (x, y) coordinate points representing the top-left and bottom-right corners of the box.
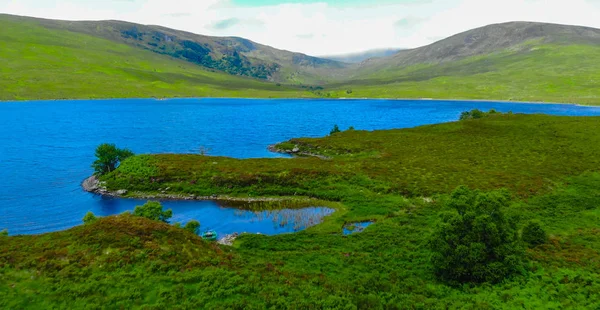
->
(2, 0), (600, 56)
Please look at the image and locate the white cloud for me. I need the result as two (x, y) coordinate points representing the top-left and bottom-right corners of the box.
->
(1, 0), (600, 55)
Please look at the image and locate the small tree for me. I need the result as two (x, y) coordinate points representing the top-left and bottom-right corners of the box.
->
(330, 124), (341, 135)
(430, 186), (525, 284)
(83, 211), (98, 225)
(92, 143), (134, 176)
(133, 201), (173, 223)
(522, 221), (547, 247)
(0, 229), (8, 237)
(184, 220), (201, 234)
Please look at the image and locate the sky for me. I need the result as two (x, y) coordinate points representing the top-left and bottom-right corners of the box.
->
(1, 0), (600, 56)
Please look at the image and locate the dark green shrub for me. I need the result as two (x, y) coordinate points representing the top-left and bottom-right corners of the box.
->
(0, 229), (7, 237)
(330, 125), (341, 135)
(92, 143), (134, 175)
(133, 201), (173, 223)
(83, 211), (98, 225)
(184, 220), (201, 235)
(522, 221), (548, 247)
(429, 186), (526, 284)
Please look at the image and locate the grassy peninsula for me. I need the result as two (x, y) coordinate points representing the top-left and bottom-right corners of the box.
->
(3, 113), (600, 308)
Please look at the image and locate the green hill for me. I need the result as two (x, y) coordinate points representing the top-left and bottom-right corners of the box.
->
(330, 22), (600, 104)
(0, 14), (314, 100)
(3, 14), (600, 104)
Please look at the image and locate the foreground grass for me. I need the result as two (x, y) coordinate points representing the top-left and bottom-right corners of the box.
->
(3, 114), (600, 307)
(0, 16), (313, 101)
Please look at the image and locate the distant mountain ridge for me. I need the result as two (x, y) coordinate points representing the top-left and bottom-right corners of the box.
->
(322, 48), (403, 63)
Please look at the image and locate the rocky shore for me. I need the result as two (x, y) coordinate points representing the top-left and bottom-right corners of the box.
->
(81, 175), (310, 202)
(267, 144), (330, 160)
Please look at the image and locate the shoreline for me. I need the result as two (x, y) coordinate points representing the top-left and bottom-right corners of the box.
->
(2, 96), (598, 107)
(81, 175), (316, 203)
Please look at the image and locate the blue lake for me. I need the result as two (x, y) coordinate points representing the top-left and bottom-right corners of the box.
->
(2, 98), (600, 236)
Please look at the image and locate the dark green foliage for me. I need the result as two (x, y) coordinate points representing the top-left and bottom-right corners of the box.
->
(522, 221), (548, 247)
(184, 220), (201, 235)
(133, 201), (173, 223)
(459, 109), (501, 120)
(82, 211), (98, 225)
(330, 124), (341, 135)
(92, 143), (134, 176)
(430, 186), (526, 284)
(0, 229), (7, 237)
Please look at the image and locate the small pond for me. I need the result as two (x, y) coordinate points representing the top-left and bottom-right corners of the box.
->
(343, 221), (374, 235)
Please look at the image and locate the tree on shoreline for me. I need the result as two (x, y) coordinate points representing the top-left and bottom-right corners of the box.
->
(133, 201), (173, 223)
(92, 143), (134, 175)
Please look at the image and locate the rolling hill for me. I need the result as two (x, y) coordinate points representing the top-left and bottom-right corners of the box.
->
(2, 14), (600, 104)
(0, 14), (315, 100)
(12, 14), (349, 84)
(328, 22), (600, 104)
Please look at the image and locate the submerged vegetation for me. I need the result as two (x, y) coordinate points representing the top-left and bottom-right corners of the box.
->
(2, 113), (600, 308)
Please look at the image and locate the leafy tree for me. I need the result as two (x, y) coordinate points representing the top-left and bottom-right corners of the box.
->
(522, 221), (548, 247)
(430, 186), (526, 284)
(459, 109), (503, 121)
(0, 229), (7, 237)
(83, 211), (98, 225)
(92, 143), (134, 175)
(330, 124), (341, 135)
(133, 201), (173, 223)
(184, 220), (201, 235)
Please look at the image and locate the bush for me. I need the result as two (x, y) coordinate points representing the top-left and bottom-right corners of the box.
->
(0, 229), (7, 237)
(522, 221), (548, 247)
(92, 143), (134, 175)
(459, 109), (502, 121)
(83, 212), (98, 225)
(330, 125), (341, 135)
(184, 220), (201, 235)
(429, 186), (526, 284)
(133, 201), (173, 223)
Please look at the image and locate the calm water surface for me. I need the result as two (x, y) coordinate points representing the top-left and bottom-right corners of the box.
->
(2, 98), (600, 236)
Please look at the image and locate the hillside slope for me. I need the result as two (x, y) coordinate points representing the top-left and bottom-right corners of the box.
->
(3, 14), (349, 84)
(0, 15), (313, 100)
(327, 22), (600, 104)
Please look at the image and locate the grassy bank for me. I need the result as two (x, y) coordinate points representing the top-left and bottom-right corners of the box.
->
(3, 114), (600, 307)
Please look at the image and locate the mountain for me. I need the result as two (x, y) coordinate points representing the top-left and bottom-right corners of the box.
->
(327, 22), (600, 104)
(13, 15), (349, 84)
(356, 22), (600, 71)
(2, 13), (600, 104)
(322, 48), (403, 63)
(0, 14), (315, 100)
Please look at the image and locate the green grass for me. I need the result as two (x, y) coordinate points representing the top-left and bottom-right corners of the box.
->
(328, 44), (600, 105)
(0, 16), (314, 101)
(3, 114), (600, 308)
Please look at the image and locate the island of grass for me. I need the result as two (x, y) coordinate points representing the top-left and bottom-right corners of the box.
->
(3, 112), (600, 308)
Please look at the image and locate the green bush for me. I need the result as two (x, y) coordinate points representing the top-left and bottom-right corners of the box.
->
(522, 221), (548, 247)
(330, 124), (341, 135)
(83, 211), (98, 225)
(184, 220), (201, 235)
(0, 229), (7, 237)
(459, 109), (501, 121)
(133, 201), (173, 223)
(430, 186), (526, 284)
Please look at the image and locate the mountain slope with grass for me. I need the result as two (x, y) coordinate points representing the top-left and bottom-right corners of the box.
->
(0, 14), (315, 100)
(330, 22), (600, 104)
(3, 14), (349, 85)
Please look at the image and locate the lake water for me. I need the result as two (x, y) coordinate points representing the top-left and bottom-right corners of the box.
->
(2, 98), (600, 236)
